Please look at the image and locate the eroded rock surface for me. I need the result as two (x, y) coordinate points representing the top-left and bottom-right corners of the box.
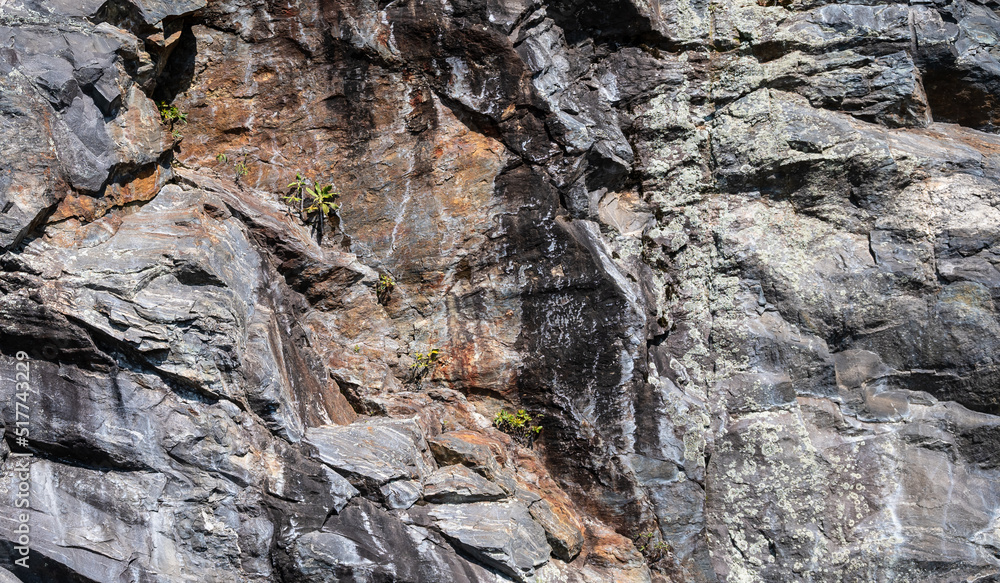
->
(1, 0), (1000, 582)
(428, 501), (552, 582)
(423, 464), (507, 504)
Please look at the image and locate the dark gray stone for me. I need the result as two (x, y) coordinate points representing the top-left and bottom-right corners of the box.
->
(423, 464), (506, 504)
(428, 501), (551, 582)
(304, 418), (435, 489)
(380, 479), (422, 510)
(286, 499), (498, 583)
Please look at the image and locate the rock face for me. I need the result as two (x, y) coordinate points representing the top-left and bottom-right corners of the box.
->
(427, 501), (552, 582)
(3, 0), (1000, 582)
(423, 464), (507, 504)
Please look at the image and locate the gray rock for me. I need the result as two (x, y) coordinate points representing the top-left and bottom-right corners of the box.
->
(528, 498), (584, 562)
(759, 50), (932, 128)
(304, 418), (435, 489)
(288, 499), (499, 583)
(380, 479), (422, 510)
(428, 501), (552, 582)
(135, 0), (207, 25)
(265, 443), (359, 540)
(428, 430), (517, 494)
(0, 15), (169, 249)
(13, 181), (335, 441)
(423, 464), (506, 504)
(428, 431), (501, 474)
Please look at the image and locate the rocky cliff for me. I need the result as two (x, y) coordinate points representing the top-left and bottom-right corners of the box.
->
(1, 0), (1000, 581)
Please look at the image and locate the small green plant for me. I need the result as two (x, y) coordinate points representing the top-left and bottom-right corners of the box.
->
(285, 173), (340, 242)
(171, 129), (183, 141)
(304, 183), (339, 214)
(285, 174), (340, 214)
(234, 153), (250, 184)
(158, 102), (188, 125)
(410, 348), (441, 384)
(216, 153), (229, 164)
(285, 173), (308, 213)
(353, 345), (360, 354)
(493, 409), (543, 446)
(633, 531), (670, 564)
(305, 182), (338, 243)
(375, 273), (395, 304)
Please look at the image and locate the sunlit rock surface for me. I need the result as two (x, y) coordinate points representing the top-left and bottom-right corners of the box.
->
(1, 0), (1000, 581)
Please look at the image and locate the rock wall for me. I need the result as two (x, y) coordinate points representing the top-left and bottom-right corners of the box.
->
(1, 0), (1000, 582)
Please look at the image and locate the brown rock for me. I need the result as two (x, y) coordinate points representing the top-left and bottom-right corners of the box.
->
(528, 498), (585, 562)
(428, 430), (508, 479)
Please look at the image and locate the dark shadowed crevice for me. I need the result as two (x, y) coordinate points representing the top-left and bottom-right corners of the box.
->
(545, 0), (678, 50)
(92, 0), (157, 36)
(0, 293), (109, 369)
(151, 22), (198, 104)
(0, 544), (102, 583)
(3, 435), (155, 473)
(923, 67), (1000, 132)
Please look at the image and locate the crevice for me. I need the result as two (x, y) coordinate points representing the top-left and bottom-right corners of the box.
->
(58, 319), (223, 407)
(922, 66), (1000, 132)
(0, 543), (102, 583)
(4, 435), (155, 473)
(867, 231), (879, 267)
(151, 21), (198, 104)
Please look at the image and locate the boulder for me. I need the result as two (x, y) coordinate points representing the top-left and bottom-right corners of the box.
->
(428, 501), (551, 582)
(380, 480), (422, 510)
(287, 499), (498, 583)
(423, 465), (507, 504)
(304, 418), (435, 489)
(528, 499), (585, 562)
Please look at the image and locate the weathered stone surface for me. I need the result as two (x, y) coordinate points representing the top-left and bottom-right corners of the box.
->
(286, 498), (498, 583)
(424, 464), (506, 504)
(13, 180), (353, 441)
(304, 418), (435, 489)
(379, 479), (422, 510)
(428, 501), (552, 582)
(429, 431), (505, 476)
(0, 4), (176, 254)
(264, 443), (360, 538)
(529, 498), (585, 562)
(11, 0), (1000, 582)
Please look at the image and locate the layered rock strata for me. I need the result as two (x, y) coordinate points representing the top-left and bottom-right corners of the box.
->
(1, 0), (1000, 582)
